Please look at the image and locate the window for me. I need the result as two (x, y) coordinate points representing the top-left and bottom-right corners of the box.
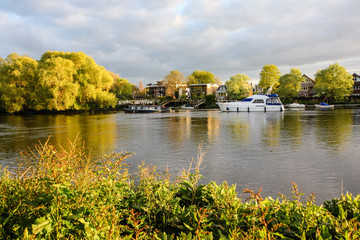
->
(266, 98), (281, 105)
(303, 77), (311, 83)
(253, 99), (264, 103)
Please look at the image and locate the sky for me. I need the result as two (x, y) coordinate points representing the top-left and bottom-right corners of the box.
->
(1, 0), (360, 86)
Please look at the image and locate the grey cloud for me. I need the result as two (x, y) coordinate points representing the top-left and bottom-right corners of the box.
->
(1, 0), (360, 84)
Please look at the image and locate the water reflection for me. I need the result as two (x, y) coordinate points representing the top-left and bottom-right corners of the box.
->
(165, 114), (192, 146)
(0, 113), (118, 168)
(261, 113), (283, 148)
(1, 109), (360, 203)
(224, 114), (251, 146)
(314, 110), (353, 151)
(280, 112), (304, 149)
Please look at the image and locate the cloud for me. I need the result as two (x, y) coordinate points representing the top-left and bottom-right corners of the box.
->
(1, 0), (360, 85)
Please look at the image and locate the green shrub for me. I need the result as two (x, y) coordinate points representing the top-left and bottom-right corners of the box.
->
(1, 138), (360, 239)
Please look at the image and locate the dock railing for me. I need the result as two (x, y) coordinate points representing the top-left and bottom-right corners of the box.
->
(118, 99), (155, 105)
(216, 99), (238, 103)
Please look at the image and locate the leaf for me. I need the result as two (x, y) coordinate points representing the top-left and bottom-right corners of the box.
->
(58, 186), (75, 199)
(32, 217), (53, 235)
(183, 222), (194, 231)
(272, 232), (287, 238)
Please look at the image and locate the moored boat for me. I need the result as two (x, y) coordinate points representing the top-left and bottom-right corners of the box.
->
(217, 94), (285, 112)
(124, 105), (173, 113)
(180, 104), (194, 110)
(285, 103), (306, 109)
(314, 102), (334, 110)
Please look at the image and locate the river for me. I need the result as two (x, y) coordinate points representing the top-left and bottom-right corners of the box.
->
(1, 109), (360, 203)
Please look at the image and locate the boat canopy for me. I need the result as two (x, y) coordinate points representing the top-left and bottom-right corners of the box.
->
(267, 94), (279, 98)
(266, 98), (282, 105)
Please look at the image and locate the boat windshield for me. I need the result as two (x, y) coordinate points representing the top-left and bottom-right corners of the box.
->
(266, 98), (281, 105)
(241, 98), (253, 102)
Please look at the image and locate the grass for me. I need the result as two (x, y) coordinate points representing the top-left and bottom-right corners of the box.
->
(1, 137), (360, 239)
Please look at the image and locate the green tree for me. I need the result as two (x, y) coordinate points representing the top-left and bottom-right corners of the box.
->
(277, 68), (303, 103)
(0, 51), (118, 113)
(259, 64), (281, 94)
(37, 56), (79, 111)
(163, 70), (185, 97)
(187, 70), (216, 85)
(39, 51), (116, 109)
(314, 63), (354, 102)
(204, 94), (217, 108)
(111, 77), (133, 99)
(0, 53), (38, 113)
(214, 76), (222, 86)
(225, 73), (252, 100)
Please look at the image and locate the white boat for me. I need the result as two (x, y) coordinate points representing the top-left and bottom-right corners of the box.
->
(180, 104), (194, 110)
(285, 103), (306, 109)
(217, 94), (285, 112)
(124, 105), (173, 113)
(315, 102), (334, 110)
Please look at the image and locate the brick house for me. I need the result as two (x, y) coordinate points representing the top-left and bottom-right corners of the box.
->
(299, 74), (316, 97)
(189, 84), (219, 99)
(352, 73), (360, 96)
(146, 81), (165, 98)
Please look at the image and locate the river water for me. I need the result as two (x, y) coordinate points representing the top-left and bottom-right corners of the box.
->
(1, 109), (360, 203)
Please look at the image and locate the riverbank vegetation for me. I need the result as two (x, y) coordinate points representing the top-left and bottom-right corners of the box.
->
(1, 50), (356, 113)
(1, 138), (360, 239)
(0, 52), (134, 114)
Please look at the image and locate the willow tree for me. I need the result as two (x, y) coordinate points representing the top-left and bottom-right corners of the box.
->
(314, 63), (353, 102)
(259, 64), (281, 94)
(38, 51), (116, 109)
(37, 56), (79, 111)
(225, 73), (252, 100)
(0, 53), (38, 113)
(277, 68), (303, 103)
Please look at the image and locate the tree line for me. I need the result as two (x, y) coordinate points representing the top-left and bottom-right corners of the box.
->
(159, 63), (354, 103)
(257, 63), (354, 103)
(1, 50), (355, 113)
(0, 51), (133, 113)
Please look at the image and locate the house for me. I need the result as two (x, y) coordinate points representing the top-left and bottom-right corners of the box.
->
(146, 81), (166, 98)
(352, 73), (360, 96)
(175, 82), (189, 98)
(215, 85), (228, 100)
(189, 84), (219, 99)
(299, 74), (316, 97)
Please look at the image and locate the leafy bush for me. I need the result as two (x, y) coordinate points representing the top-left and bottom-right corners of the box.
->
(1, 138), (360, 239)
(204, 94), (217, 109)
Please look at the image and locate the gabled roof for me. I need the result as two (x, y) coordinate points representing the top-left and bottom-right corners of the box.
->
(302, 74), (315, 82)
(353, 73), (360, 78)
(216, 85), (227, 91)
(147, 81), (164, 87)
